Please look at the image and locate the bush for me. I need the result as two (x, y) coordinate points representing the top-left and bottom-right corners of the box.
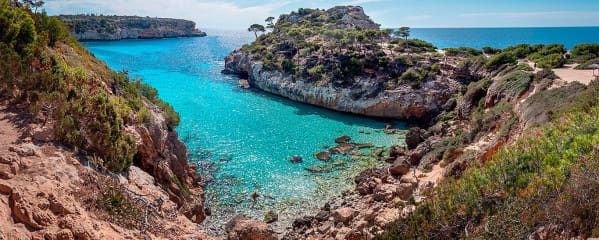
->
(534, 53), (566, 68)
(399, 68), (423, 88)
(485, 52), (517, 69)
(516, 63), (534, 71)
(571, 43), (599, 62)
(482, 46), (501, 55)
(444, 47), (482, 57)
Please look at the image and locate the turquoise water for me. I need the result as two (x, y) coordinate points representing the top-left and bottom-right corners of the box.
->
(82, 30), (405, 232)
(411, 27), (599, 49)
(82, 26), (598, 232)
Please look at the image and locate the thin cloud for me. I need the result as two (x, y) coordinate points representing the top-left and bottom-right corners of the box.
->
(342, 0), (385, 5)
(404, 15), (432, 21)
(44, 0), (295, 29)
(459, 11), (599, 19)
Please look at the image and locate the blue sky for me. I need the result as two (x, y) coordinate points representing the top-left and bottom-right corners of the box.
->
(45, 0), (599, 29)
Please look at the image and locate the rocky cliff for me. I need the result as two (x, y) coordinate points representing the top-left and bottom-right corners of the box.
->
(224, 6), (457, 121)
(58, 15), (207, 41)
(0, 4), (210, 239)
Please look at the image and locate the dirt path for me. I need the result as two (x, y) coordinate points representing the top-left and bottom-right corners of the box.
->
(552, 64), (596, 85)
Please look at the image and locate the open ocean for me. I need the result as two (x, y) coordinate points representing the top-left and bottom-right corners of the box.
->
(411, 27), (599, 49)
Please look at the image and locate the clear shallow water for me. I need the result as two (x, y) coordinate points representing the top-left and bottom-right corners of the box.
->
(82, 30), (405, 232)
(411, 27), (599, 49)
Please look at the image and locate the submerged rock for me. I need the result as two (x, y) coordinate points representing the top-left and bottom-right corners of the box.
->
(356, 143), (374, 149)
(289, 155), (303, 163)
(315, 152), (331, 161)
(264, 210), (278, 223)
(305, 165), (333, 173)
(331, 143), (355, 155)
(335, 135), (352, 143)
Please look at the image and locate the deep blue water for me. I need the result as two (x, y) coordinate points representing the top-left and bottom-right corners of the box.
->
(82, 29), (405, 231)
(411, 27), (599, 49)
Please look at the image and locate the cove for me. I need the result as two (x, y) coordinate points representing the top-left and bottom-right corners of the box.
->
(82, 29), (406, 232)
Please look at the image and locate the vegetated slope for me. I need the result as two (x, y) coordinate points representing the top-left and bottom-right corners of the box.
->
(0, 1), (209, 239)
(57, 14), (207, 41)
(377, 67), (599, 239)
(224, 6), (456, 121)
(284, 40), (599, 239)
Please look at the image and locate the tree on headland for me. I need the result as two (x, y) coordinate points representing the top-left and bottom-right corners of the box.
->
(22, 0), (45, 13)
(248, 23), (266, 38)
(393, 26), (411, 40)
(265, 16), (275, 31)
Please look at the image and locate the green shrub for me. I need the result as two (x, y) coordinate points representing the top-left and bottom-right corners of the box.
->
(482, 46), (501, 55)
(534, 53), (566, 68)
(516, 63), (534, 71)
(399, 68), (423, 88)
(571, 43), (599, 62)
(485, 52), (517, 69)
(444, 47), (482, 57)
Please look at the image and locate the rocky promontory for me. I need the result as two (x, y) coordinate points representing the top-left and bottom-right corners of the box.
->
(58, 15), (207, 41)
(224, 6), (459, 121)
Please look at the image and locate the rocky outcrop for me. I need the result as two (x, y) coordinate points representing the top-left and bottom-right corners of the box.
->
(58, 15), (207, 41)
(224, 50), (457, 120)
(225, 215), (277, 240)
(0, 105), (215, 239)
(127, 99), (206, 224)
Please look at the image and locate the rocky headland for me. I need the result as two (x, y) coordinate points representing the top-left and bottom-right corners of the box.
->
(58, 15), (207, 41)
(224, 6), (458, 121)
(224, 5), (599, 240)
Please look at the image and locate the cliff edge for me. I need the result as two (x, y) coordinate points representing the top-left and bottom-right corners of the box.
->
(58, 15), (207, 41)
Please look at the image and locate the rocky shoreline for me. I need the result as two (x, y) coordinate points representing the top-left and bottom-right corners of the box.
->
(58, 15), (207, 41)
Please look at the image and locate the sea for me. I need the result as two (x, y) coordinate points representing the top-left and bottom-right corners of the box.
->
(82, 26), (599, 233)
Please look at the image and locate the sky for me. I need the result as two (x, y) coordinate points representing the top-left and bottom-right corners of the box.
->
(44, 0), (599, 29)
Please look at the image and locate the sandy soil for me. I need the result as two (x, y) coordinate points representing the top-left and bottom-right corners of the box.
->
(552, 64), (597, 85)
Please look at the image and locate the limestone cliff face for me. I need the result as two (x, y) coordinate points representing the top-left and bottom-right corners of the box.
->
(224, 50), (457, 121)
(58, 15), (207, 41)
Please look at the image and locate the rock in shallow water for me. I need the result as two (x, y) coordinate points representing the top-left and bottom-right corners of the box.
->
(335, 135), (352, 143)
(315, 152), (331, 161)
(263, 210), (278, 223)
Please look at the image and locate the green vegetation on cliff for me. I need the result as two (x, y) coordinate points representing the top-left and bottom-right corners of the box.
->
(0, 0), (179, 172)
(379, 79), (599, 239)
(240, 6), (438, 89)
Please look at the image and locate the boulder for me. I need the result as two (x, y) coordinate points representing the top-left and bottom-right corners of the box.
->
(397, 183), (416, 200)
(383, 124), (396, 134)
(389, 158), (411, 176)
(225, 215), (277, 240)
(239, 79), (251, 89)
(405, 127), (425, 150)
(332, 207), (357, 224)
